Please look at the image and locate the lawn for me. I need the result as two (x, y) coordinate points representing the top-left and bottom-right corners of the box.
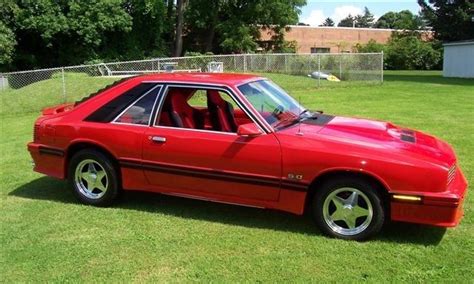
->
(1, 71), (473, 282)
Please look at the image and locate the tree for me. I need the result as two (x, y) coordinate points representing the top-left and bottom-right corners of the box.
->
(338, 14), (355, 27)
(1, 0), (307, 70)
(355, 34), (442, 70)
(384, 32), (441, 70)
(338, 7), (375, 28)
(355, 39), (385, 53)
(0, 21), (16, 66)
(4, 0), (133, 69)
(0, 0), (18, 68)
(374, 10), (424, 30)
(355, 7), (375, 27)
(2, 0), (172, 70)
(185, 0), (306, 54)
(320, 17), (335, 27)
(118, 0), (169, 59)
(418, 0), (474, 41)
(68, 0), (132, 46)
(173, 0), (187, 57)
(374, 12), (398, 29)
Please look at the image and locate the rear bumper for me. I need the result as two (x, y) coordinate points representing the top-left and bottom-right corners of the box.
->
(390, 167), (468, 227)
(28, 142), (66, 179)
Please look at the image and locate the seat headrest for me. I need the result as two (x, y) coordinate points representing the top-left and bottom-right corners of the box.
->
(207, 90), (226, 106)
(169, 89), (193, 112)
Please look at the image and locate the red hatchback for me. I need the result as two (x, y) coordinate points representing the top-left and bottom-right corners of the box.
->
(28, 73), (468, 240)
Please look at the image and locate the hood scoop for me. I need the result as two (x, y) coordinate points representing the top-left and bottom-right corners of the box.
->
(400, 130), (416, 143)
(388, 128), (417, 143)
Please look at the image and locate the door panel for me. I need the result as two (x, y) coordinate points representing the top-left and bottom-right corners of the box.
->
(142, 127), (282, 201)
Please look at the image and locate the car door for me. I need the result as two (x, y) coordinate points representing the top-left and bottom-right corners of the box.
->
(141, 84), (282, 202)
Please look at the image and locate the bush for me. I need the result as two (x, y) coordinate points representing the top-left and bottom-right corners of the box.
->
(356, 33), (442, 70)
(385, 32), (442, 70)
(0, 22), (16, 68)
(355, 39), (385, 53)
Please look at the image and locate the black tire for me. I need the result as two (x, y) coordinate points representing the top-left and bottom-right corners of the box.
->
(68, 149), (119, 206)
(312, 176), (385, 241)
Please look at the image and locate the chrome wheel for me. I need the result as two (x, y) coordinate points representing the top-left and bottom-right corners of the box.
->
(74, 159), (108, 199)
(322, 187), (373, 236)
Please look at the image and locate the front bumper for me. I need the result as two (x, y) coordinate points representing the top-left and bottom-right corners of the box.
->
(390, 167), (468, 227)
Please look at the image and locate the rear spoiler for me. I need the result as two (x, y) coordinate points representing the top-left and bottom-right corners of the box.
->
(42, 103), (75, 115)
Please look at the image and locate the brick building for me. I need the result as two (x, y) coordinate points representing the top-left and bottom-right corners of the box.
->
(260, 25), (428, 54)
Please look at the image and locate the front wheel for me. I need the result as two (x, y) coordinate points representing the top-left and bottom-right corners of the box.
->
(312, 177), (385, 241)
(68, 149), (119, 206)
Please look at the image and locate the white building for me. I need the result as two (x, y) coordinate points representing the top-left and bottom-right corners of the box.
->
(443, 40), (474, 78)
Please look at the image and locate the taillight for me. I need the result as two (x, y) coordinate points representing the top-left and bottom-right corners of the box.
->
(447, 164), (456, 186)
(34, 124), (40, 142)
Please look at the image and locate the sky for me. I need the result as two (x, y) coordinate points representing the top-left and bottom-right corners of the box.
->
(300, 0), (421, 26)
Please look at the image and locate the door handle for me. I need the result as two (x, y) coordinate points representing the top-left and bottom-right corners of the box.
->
(150, 136), (166, 143)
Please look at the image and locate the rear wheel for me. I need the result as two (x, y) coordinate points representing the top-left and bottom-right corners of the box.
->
(312, 177), (385, 241)
(68, 149), (119, 206)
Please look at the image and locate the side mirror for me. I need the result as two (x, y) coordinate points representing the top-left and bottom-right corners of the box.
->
(237, 123), (263, 137)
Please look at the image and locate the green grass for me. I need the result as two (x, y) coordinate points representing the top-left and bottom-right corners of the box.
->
(1, 71), (473, 282)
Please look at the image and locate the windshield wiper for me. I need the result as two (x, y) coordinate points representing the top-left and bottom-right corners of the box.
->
(298, 109), (310, 119)
(273, 109), (310, 129)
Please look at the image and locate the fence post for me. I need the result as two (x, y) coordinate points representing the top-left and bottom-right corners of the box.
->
(380, 51), (384, 84)
(339, 54), (342, 80)
(285, 54), (288, 74)
(243, 54), (247, 72)
(318, 54), (321, 88)
(61, 68), (66, 103)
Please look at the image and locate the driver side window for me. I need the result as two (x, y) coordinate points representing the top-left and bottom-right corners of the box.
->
(156, 86), (252, 133)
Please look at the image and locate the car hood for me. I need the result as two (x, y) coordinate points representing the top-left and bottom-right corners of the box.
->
(293, 115), (456, 167)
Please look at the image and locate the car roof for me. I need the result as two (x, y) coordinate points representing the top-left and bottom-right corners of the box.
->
(130, 72), (264, 86)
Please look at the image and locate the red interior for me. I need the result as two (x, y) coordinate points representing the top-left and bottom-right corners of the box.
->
(158, 88), (252, 131)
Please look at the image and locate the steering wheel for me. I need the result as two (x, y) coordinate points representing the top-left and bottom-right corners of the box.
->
(272, 105), (284, 117)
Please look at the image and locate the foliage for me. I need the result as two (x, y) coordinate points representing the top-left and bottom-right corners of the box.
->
(1, 0), (306, 70)
(338, 7), (374, 28)
(356, 33), (442, 70)
(276, 40), (298, 53)
(355, 39), (385, 54)
(338, 14), (355, 27)
(1, 71), (474, 282)
(355, 7), (375, 28)
(2, 0), (135, 70)
(384, 32), (442, 70)
(267, 26), (298, 53)
(0, 21), (16, 66)
(183, 52), (214, 57)
(320, 17), (335, 27)
(374, 10), (424, 30)
(116, 0), (169, 59)
(185, 0), (306, 54)
(418, 0), (474, 42)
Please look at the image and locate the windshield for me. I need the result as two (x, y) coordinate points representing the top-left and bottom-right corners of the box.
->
(238, 80), (308, 129)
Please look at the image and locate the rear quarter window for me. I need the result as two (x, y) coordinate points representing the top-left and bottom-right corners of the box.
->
(85, 83), (158, 123)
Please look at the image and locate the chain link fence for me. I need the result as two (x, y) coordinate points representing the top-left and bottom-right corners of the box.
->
(0, 53), (383, 109)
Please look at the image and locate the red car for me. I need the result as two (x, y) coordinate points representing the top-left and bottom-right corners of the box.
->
(28, 73), (468, 240)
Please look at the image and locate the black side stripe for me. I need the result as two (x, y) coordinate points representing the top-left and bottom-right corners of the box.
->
(120, 160), (308, 192)
(281, 181), (308, 191)
(39, 146), (64, 157)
